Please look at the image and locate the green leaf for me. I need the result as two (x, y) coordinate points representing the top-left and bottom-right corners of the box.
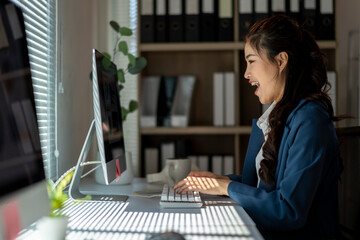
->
(110, 20), (120, 32)
(128, 57), (147, 74)
(128, 54), (135, 67)
(118, 41), (128, 55)
(128, 100), (138, 112)
(119, 27), (132, 36)
(119, 84), (124, 91)
(89, 71), (93, 81)
(117, 69), (125, 83)
(121, 107), (128, 121)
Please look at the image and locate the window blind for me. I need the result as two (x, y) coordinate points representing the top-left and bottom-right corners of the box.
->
(110, 0), (139, 176)
(13, 0), (57, 179)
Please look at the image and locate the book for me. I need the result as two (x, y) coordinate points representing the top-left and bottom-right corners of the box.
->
(161, 142), (175, 169)
(170, 75), (196, 127)
(213, 72), (224, 126)
(223, 155), (234, 175)
(198, 155), (209, 171)
(211, 155), (223, 175)
(157, 76), (177, 126)
(224, 72), (235, 126)
(140, 76), (161, 127)
(145, 148), (159, 174)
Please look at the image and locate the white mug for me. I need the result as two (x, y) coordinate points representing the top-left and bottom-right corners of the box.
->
(165, 158), (191, 186)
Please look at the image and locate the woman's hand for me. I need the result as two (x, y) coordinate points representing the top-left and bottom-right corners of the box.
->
(173, 171), (231, 196)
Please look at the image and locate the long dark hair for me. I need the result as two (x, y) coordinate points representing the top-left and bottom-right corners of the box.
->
(245, 15), (336, 185)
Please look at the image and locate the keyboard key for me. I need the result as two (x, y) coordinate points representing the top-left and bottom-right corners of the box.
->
(168, 188), (175, 201)
(160, 184), (202, 208)
(181, 192), (188, 201)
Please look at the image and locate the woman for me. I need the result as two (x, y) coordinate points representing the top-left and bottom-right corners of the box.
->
(174, 15), (342, 239)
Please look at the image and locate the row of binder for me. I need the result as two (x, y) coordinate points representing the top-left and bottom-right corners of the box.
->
(140, 0), (234, 43)
(144, 145), (235, 176)
(144, 140), (189, 174)
(239, 0), (335, 40)
(188, 155), (235, 175)
(140, 75), (196, 128)
(140, 0), (335, 43)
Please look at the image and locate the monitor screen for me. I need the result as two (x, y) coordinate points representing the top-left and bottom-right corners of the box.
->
(0, 0), (49, 237)
(92, 49), (126, 185)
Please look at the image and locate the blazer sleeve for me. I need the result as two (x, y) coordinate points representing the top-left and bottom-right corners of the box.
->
(227, 105), (339, 231)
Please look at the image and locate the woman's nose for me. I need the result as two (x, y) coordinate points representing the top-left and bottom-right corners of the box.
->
(244, 69), (250, 79)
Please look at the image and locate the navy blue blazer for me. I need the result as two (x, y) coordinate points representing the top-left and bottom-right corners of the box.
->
(227, 100), (341, 239)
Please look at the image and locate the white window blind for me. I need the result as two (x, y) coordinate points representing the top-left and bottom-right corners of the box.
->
(110, 0), (139, 176)
(13, 0), (58, 179)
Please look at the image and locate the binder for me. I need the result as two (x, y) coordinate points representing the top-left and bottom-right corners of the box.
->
(198, 155), (209, 171)
(188, 155), (198, 169)
(218, 0), (234, 41)
(200, 0), (216, 41)
(271, 0), (286, 16)
(140, 76), (161, 127)
(317, 0), (334, 40)
(175, 140), (189, 158)
(213, 72), (224, 126)
(155, 0), (168, 42)
(161, 142), (175, 169)
(185, 0), (200, 42)
(301, 0), (318, 38)
(145, 148), (159, 174)
(168, 0), (184, 42)
(224, 72), (235, 126)
(238, 0), (254, 41)
(157, 76), (177, 126)
(170, 75), (196, 127)
(286, 0), (301, 23)
(327, 71), (336, 115)
(211, 155), (223, 175)
(254, 0), (269, 23)
(140, 0), (155, 43)
(223, 155), (234, 175)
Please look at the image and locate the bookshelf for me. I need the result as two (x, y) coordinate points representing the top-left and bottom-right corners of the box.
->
(137, 0), (337, 177)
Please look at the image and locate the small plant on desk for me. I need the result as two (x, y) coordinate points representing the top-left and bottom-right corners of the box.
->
(37, 170), (90, 240)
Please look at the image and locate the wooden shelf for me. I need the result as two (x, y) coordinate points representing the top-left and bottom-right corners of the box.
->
(139, 41), (336, 52)
(140, 126), (252, 135)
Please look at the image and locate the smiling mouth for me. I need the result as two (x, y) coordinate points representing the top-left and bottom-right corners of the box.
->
(251, 81), (259, 87)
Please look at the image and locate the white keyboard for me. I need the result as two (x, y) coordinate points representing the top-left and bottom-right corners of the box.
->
(160, 184), (202, 208)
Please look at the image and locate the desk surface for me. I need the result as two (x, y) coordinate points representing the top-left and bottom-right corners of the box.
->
(18, 178), (264, 240)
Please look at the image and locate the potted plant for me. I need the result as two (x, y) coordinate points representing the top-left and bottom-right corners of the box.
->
(37, 170), (90, 240)
(92, 20), (147, 121)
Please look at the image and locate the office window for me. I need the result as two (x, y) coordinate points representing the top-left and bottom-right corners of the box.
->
(13, 0), (58, 179)
(110, 0), (139, 175)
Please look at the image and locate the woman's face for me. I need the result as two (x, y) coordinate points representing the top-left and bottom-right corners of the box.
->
(244, 43), (286, 104)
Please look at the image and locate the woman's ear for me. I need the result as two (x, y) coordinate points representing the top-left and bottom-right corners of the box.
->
(276, 51), (288, 73)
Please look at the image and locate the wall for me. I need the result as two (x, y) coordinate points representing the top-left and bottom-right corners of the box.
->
(57, 0), (109, 175)
(336, 1), (360, 236)
(337, 0), (360, 127)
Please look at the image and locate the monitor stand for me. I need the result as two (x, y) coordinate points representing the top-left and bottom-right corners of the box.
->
(68, 119), (128, 202)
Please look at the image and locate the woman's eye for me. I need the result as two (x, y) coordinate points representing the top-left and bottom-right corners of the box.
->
(248, 60), (254, 64)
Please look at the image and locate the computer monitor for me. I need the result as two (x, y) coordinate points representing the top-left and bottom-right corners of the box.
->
(68, 49), (127, 201)
(92, 48), (127, 184)
(0, 0), (50, 238)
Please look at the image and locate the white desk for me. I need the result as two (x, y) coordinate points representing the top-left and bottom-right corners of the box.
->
(18, 178), (264, 240)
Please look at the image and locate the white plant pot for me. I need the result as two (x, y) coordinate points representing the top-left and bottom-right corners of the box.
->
(37, 216), (68, 240)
